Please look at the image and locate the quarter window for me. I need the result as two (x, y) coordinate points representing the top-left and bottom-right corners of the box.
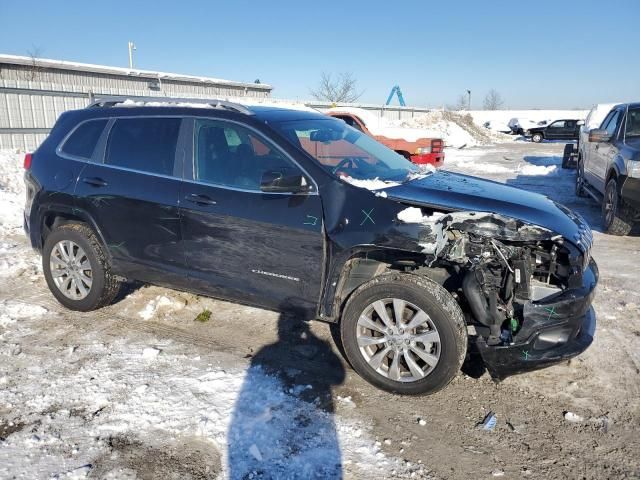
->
(194, 119), (301, 191)
(61, 119), (108, 159)
(105, 118), (181, 176)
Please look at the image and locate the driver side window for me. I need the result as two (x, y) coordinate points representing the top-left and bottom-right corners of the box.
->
(549, 121), (565, 129)
(194, 119), (302, 191)
(603, 110), (621, 137)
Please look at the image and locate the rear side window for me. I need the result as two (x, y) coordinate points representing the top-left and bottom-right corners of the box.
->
(61, 119), (108, 159)
(105, 117), (181, 176)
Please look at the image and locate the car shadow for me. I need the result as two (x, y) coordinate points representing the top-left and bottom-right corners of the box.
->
(227, 305), (346, 479)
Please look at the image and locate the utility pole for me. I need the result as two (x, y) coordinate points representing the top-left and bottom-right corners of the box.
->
(467, 89), (471, 111)
(128, 41), (136, 69)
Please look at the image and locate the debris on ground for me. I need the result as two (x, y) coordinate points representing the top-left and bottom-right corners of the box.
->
(563, 411), (584, 423)
(479, 412), (497, 431)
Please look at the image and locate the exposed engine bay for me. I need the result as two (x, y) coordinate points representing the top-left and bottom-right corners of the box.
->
(405, 210), (591, 347)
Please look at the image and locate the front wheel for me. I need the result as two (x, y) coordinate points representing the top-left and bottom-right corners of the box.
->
(531, 132), (543, 143)
(339, 273), (466, 395)
(576, 158), (588, 197)
(602, 178), (634, 236)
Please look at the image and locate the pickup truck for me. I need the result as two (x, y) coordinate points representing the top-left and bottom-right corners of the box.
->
(576, 102), (640, 235)
(527, 119), (582, 143)
(325, 107), (444, 167)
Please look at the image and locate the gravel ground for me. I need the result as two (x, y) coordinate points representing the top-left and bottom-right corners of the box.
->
(0, 142), (639, 479)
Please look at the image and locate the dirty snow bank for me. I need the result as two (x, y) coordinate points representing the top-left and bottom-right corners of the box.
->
(393, 111), (512, 148)
(0, 150), (40, 278)
(0, 150), (26, 236)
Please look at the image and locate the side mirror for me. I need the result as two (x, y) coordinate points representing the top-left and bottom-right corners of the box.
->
(577, 120), (585, 126)
(588, 128), (611, 143)
(260, 171), (311, 193)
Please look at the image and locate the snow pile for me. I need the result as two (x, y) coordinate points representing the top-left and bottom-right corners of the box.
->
(393, 111), (510, 148)
(0, 300), (47, 327)
(0, 150), (26, 236)
(138, 294), (186, 320)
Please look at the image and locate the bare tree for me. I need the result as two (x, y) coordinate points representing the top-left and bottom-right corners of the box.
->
(310, 72), (363, 103)
(483, 89), (505, 110)
(24, 46), (45, 81)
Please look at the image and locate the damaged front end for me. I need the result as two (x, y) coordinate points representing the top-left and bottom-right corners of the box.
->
(411, 209), (597, 379)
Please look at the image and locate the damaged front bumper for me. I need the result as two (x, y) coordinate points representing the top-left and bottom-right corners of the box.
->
(476, 259), (598, 380)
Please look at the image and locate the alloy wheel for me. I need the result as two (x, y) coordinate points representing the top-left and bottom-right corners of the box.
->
(356, 298), (441, 383)
(604, 183), (617, 227)
(49, 240), (93, 300)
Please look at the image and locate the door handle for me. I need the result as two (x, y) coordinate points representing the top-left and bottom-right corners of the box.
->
(185, 193), (217, 206)
(82, 177), (108, 187)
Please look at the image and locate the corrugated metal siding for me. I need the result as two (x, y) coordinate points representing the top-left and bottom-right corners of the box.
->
(0, 62), (271, 151)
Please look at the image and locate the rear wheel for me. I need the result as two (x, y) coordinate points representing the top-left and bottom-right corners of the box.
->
(602, 177), (634, 236)
(531, 132), (543, 143)
(339, 273), (466, 395)
(43, 223), (121, 311)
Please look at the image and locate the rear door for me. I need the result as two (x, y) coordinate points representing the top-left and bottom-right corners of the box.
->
(179, 118), (325, 316)
(74, 116), (189, 286)
(545, 120), (566, 140)
(564, 120), (579, 139)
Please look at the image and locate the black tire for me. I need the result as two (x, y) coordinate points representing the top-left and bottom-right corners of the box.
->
(43, 223), (121, 311)
(562, 144), (574, 169)
(531, 132), (543, 143)
(575, 157), (587, 197)
(339, 273), (466, 395)
(602, 178), (634, 236)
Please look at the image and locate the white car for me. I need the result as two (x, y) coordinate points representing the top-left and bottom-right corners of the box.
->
(483, 120), (512, 134)
(507, 117), (549, 135)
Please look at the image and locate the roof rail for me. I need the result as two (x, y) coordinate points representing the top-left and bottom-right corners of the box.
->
(87, 96), (255, 115)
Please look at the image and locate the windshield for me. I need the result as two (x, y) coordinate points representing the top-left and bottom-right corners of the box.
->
(626, 107), (640, 138)
(271, 118), (420, 182)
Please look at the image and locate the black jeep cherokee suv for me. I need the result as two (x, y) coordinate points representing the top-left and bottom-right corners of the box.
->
(24, 97), (598, 395)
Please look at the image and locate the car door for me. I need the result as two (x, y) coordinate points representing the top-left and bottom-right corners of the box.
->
(564, 120), (578, 140)
(179, 117), (325, 316)
(545, 120), (565, 140)
(74, 116), (189, 287)
(591, 109), (623, 191)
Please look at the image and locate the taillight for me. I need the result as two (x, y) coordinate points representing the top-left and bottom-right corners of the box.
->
(431, 139), (443, 153)
(24, 153), (33, 170)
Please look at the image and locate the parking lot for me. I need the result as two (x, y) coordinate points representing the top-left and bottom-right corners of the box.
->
(1, 141), (639, 479)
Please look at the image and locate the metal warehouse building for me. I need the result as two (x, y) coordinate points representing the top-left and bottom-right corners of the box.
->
(0, 54), (272, 150)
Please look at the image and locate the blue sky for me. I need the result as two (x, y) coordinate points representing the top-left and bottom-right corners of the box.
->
(1, 0), (638, 109)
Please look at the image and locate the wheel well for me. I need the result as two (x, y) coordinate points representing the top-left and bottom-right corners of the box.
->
(41, 212), (86, 244)
(332, 250), (455, 321)
(606, 168), (618, 186)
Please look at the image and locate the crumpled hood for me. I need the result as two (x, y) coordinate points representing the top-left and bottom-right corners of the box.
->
(385, 170), (589, 248)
